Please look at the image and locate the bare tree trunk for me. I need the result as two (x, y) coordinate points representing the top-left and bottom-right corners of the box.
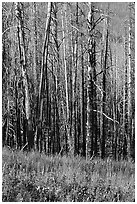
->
(61, 4), (72, 154)
(73, 2), (79, 155)
(129, 3), (135, 160)
(81, 41), (86, 157)
(101, 22), (109, 159)
(69, 12), (74, 153)
(16, 2), (34, 150)
(127, 5), (132, 158)
(31, 2), (38, 95)
(38, 2), (52, 119)
(123, 26), (128, 159)
(37, 2), (52, 151)
(86, 3), (96, 158)
(113, 41), (118, 160)
(15, 78), (21, 149)
(52, 3), (61, 154)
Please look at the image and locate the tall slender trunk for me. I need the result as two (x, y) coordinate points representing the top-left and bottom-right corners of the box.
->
(129, 3), (135, 159)
(127, 5), (132, 158)
(38, 2), (52, 151)
(86, 3), (96, 158)
(113, 42), (118, 160)
(70, 13), (74, 153)
(16, 2), (33, 150)
(52, 3), (61, 154)
(38, 2), (52, 120)
(31, 2), (37, 95)
(15, 77), (21, 149)
(93, 40), (97, 156)
(61, 4), (72, 153)
(81, 40), (86, 157)
(101, 24), (109, 159)
(74, 2), (78, 155)
(123, 26), (128, 159)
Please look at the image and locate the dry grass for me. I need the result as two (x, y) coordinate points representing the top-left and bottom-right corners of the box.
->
(2, 147), (135, 202)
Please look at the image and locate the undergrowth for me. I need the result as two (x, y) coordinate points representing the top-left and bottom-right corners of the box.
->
(2, 147), (135, 202)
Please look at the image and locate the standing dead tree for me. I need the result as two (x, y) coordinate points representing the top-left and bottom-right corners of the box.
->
(15, 2), (34, 150)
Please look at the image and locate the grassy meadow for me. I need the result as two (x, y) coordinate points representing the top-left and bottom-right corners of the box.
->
(2, 147), (135, 202)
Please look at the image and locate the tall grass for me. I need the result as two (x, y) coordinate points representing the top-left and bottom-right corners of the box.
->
(2, 147), (135, 202)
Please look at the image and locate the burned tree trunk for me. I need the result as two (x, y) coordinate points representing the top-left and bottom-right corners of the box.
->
(16, 2), (34, 150)
(86, 3), (97, 158)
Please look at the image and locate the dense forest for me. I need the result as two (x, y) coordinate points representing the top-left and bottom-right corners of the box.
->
(2, 2), (135, 160)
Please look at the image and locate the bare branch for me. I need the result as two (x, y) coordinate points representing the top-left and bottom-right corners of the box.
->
(93, 110), (119, 124)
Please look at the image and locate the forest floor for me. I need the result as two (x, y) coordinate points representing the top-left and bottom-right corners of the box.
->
(2, 147), (135, 202)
